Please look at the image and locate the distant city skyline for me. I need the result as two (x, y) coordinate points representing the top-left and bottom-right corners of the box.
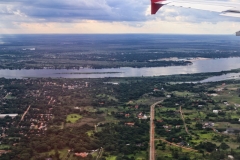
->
(0, 0), (240, 34)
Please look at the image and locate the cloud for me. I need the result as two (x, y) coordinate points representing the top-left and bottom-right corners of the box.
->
(0, 0), (240, 34)
(1, 0), (238, 23)
(0, 0), (150, 22)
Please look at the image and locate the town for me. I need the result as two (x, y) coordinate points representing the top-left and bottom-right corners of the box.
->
(0, 72), (240, 159)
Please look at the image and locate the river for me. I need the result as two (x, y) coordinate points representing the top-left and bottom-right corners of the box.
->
(1, 57), (240, 81)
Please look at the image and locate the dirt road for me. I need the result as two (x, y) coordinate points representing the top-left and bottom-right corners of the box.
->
(155, 138), (198, 152)
(96, 147), (103, 160)
(150, 101), (162, 160)
(179, 106), (191, 135)
(20, 105), (31, 122)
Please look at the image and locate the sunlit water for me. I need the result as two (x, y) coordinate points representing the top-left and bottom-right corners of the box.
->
(0, 57), (240, 82)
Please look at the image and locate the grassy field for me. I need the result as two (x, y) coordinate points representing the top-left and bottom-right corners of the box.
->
(5, 94), (16, 99)
(91, 151), (98, 158)
(44, 148), (73, 160)
(155, 142), (201, 159)
(215, 122), (240, 128)
(133, 151), (147, 160)
(106, 156), (117, 160)
(97, 94), (118, 101)
(86, 130), (94, 136)
(106, 153), (146, 160)
(98, 107), (118, 114)
(198, 132), (215, 140)
(134, 96), (163, 105)
(183, 110), (206, 120)
(213, 94), (240, 104)
(104, 115), (119, 123)
(66, 114), (82, 123)
(174, 91), (195, 97)
(212, 84), (240, 104)
(0, 145), (10, 150)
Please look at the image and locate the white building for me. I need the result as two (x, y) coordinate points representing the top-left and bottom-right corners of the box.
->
(213, 110), (219, 114)
(228, 155), (234, 159)
(0, 114), (18, 118)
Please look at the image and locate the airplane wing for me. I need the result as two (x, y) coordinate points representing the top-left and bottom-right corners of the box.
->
(151, 0), (240, 35)
(151, 0), (240, 18)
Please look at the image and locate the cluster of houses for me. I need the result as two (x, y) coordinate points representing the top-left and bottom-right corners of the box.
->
(74, 152), (89, 158)
(125, 122), (135, 127)
(39, 80), (89, 90)
(202, 122), (215, 128)
(162, 125), (181, 132)
(62, 83), (85, 90)
(103, 82), (119, 85)
(137, 112), (148, 119)
(30, 122), (48, 130)
(123, 112), (149, 120)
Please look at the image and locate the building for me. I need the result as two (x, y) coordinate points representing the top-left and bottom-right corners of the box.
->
(203, 122), (214, 128)
(236, 31), (240, 36)
(228, 155), (234, 159)
(125, 122), (135, 126)
(225, 128), (240, 134)
(74, 152), (88, 158)
(213, 110), (219, 114)
(125, 114), (130, 118)
(0, 114), (18, 119)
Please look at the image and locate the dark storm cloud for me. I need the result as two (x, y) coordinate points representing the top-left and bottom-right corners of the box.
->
(0, 0), (150, 22)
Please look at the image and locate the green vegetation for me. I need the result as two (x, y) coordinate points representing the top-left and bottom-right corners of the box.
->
(106, 156), (117, 160)
(2, 72), (240, 160)
(2, 35), (240, 160)
(0, 145), (10, 150)
(66, 114), (82, 123)
(153, 80), (240, 159)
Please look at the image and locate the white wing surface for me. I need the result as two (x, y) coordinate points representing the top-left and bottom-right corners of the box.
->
(151, 0), (240, 35)
(151, 0), (240, 17)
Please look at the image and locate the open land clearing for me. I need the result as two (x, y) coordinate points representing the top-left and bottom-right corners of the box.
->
(66, 114), (82, 123)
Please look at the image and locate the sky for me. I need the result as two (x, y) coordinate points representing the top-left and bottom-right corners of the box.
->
(0, 0), (240, 34)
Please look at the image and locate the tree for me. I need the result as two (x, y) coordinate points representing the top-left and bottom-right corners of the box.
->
(195, 123), (203, 130)
(219, 142), (230, 150)
(196, 142), (217, 152)
(54, 145), (60, 160)
(19, 153), (31, 160)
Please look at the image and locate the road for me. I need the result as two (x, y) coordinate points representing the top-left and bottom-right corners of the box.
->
(19, 105), (31, 123)
(179, 106), (191, 135)
(96, 147), (103, 160)
(3, 93), (10, 99)
(48, 97), (53, 105)
(155, 138), (198, 152)
(149, 101), (162, 160)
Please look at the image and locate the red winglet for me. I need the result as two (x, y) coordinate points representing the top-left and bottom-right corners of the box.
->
(151, 0), (164, 14)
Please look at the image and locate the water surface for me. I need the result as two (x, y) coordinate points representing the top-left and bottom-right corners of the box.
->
(1, 57), (240, 79)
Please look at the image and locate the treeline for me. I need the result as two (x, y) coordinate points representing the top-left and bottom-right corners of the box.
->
(61, 52), (240, 62)
(95, 122), (149, 159)
(5, 124), (98, 160)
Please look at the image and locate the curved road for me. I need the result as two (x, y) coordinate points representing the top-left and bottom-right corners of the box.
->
(149, 101), (162, 160)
